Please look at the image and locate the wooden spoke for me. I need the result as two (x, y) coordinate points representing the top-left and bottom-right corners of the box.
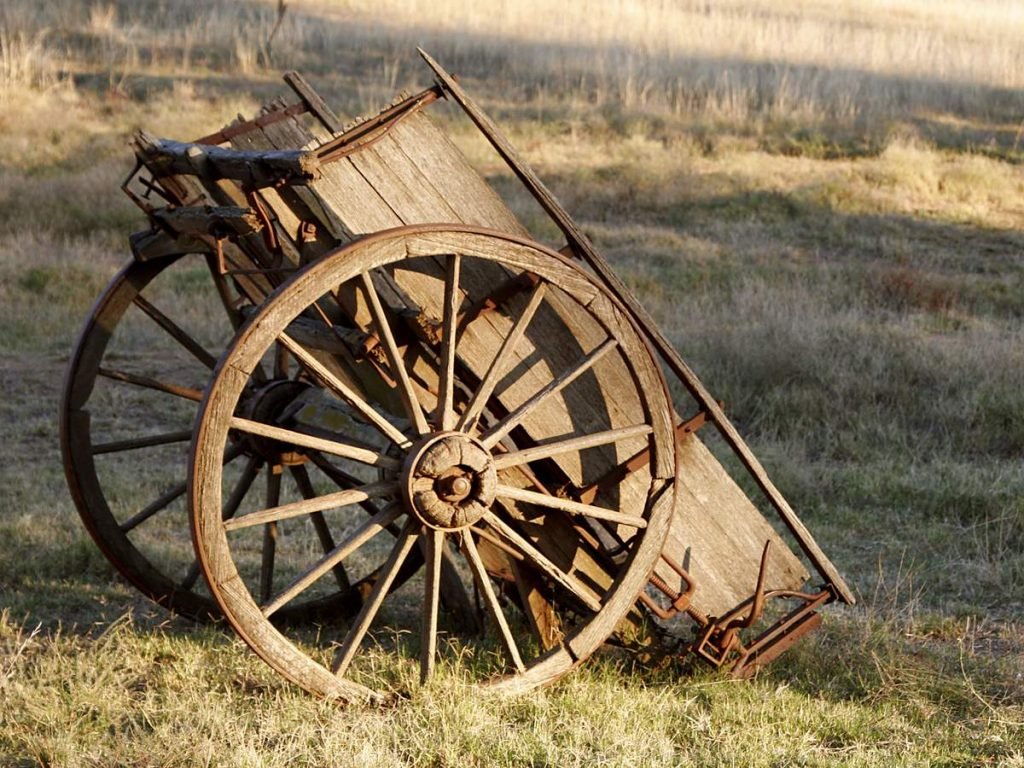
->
(482, 511), (602, 612)
(98, 367), (203, 402)
(491, 424), (653, 470)
(179, 558), (203, 592)
(223, 456), (264, 521)
(306, 453), (366, 490)
(359, 271), (429, 436)
(420, 528), (445, 684)
(92, 429), (193, 455)
(259, 468), (282, 605)
(331, 518), (421, 677)
(203, 251), (248, 331)
(307, 453), (385, 516)
(468, 525), (524, 563)
(181, 456), (262, 590)
(274, 342), (290, 379)
(119, 481), (186, 533)
(228, 416), (400, 470)
(133, 294), (217, 370)
(290, 465), (351, 590)
(262, 504), (403, 618)
(462, 531), (526, 673)
(277, 332), (410, 448)
(494, 485), (647, 529)
(457, 282), (547, 433)
(224, 480), (396, 531)
(121, 443), (245, 534)
(436, 253), (462, 431)
(480, 338), (618, 449)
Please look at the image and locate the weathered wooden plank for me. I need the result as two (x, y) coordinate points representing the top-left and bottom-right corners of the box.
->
(283, 71), (344, 133)
(663, 433), (809, 618)
(152, 205), (261, 238)
(228, 115), (354, 245)
(134, 132), (319, 187)
(385, 113), (529, 237)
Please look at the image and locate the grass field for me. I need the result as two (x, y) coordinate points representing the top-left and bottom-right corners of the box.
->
(1, 1), (1023, 765)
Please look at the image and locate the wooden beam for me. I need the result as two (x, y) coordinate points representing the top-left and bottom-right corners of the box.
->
(133, 131), (320, 187)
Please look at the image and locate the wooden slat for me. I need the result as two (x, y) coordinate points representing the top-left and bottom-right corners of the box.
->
(658, 433), (809, 618)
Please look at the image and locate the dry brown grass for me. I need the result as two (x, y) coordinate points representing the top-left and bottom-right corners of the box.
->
(0, 0), (1022, 764)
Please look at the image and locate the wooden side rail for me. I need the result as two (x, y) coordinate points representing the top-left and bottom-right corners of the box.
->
(132, 131), (321, 187)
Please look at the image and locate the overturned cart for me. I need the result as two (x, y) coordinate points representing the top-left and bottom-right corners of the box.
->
(62, 52), (854, 703)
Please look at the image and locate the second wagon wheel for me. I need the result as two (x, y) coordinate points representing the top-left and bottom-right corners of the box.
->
(61, 252), (420, 623)
(191, 225), (678, 702)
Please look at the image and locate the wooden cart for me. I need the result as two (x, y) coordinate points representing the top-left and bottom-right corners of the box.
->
(61, 52), (853, 703)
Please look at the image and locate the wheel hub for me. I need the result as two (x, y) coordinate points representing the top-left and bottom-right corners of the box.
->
(240, 379), (310, 465)
(401, 433), (496, 530)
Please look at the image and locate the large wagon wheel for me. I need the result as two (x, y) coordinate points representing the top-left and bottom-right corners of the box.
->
(191, 225), (677, 702)
(60, 253), (405, 622)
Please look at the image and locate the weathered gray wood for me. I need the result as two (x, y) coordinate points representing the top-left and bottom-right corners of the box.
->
(284, 71), (343, 133)
(458, 281), (547, 432)
(482, 511), (602, 613)
(152, 205), (262, 238)
(223, 481), (395, 530)
(436, 253), (460, 431)
(661, 433), (809, 618)
(359, 271), (430, 436)
(331, 519), (420, 677)
(420, 528), (444, 683)
(480, 338), (618, 449)
(132, 293), (216, 369)
(492, 424), (653, 470)
(462, 531), (525, 672)
(277, 332), (411, 448)
(129, 229), (208, 261)
(227, 416), (401, 470)
(262, 505), (402, 619)
(134, 131), (320, 187)
(494, 485), (648, 529)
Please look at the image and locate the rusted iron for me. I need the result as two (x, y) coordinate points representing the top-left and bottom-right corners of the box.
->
(638, 552), (697, 620)
(194, 101), (309, 146)
(314, 87), (441, 164)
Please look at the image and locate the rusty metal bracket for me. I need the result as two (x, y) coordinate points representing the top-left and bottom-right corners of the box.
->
(692, 541), (772, 666)
(575, 408), (713, 506)
(692, 579), (834, 671)
(315, 87), (442, 164)
(730, 588), (831, 677)
(639, 552), (697, 620)
(193, 101), (309, 146)
(121, 160), (175, 215)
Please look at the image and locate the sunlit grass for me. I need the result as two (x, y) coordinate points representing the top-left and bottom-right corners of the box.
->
(0, 0), (1022, 764)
